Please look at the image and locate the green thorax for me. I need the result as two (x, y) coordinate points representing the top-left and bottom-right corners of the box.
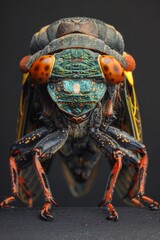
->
(47, 49), (106, 117)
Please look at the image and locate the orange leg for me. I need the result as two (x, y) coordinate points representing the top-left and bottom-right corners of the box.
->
(137, 153), (159, 210)
(137, 153), (148, 195)
(99, 150), (123, 221)
(10, 156), (19, 195)
(0, 127), (51, 208)
(1, 128), (67, 219)
(33, 149), (58, 220)
(106, 126), (159, 210)
(40, 202), (53, 220)
(127, 152), (159, 209)
(0, 156), (23, 208)
(0, 196), (16, 208)
(127, 169), (144, 207)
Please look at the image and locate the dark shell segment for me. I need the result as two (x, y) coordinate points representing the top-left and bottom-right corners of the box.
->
(56, 18), (98, 38)
(26, 34), (127, 70)
(30, 17), (124, 55)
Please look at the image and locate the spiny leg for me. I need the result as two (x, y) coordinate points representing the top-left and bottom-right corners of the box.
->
(33, 150), (57, 220)
(99, 150), (123, 221)
(0, 196), (16, 208)
(32, 128), (68, 221)
(126, 167), (144, 207)
(0, 176), (33, 208)
(0, 156), (33, 208)
(0, 156), (22, 208)
(106, 126), (159, 209)
(0, 127), (51, 208)
(136, 151), (159, 210)
(89, 129), (124, 221)
(126, 151), (158, 209)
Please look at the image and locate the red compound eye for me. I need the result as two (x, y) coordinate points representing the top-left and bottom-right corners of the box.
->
(99, 55), (124, 85)
(19, 55), (31, 73)
(123, 52), (136, 72)
(29, 55), (55, 84)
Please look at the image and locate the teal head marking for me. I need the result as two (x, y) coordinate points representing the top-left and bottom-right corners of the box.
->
(48, 79), (106, 116)
(47, 48), (107, 117)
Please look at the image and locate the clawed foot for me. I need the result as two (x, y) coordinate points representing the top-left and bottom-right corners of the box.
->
(40, 199), (58, 221)
(106, 212), (119, 222)
(149, 202), (159, 210)
(40, 202), (54, 221)
(0, 196), (16, 208)
(98, 200), (119, 222)
(138, 195), (159, 211)
(0, 194), (25, 208)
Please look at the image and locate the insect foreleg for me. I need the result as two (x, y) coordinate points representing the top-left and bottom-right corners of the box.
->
(32, 128), (68, 220)
(0, 127), (52, 208)
(106, 126), (159, 209)
(0, 156), (33, 207)
(136, 151), (159, 210)
(89, 128), (123, 221)
(99, 150), (123, 221)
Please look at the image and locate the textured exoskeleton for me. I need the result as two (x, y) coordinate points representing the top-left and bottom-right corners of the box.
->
(1, 17), (159, 221)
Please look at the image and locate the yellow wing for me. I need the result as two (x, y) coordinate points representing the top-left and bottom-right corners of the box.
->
(112, 71), (143, 206)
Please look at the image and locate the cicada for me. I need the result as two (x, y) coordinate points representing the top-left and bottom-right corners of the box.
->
(1, 17), (159, 221)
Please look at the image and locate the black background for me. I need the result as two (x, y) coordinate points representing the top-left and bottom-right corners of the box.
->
(0, 0), (160, 207)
